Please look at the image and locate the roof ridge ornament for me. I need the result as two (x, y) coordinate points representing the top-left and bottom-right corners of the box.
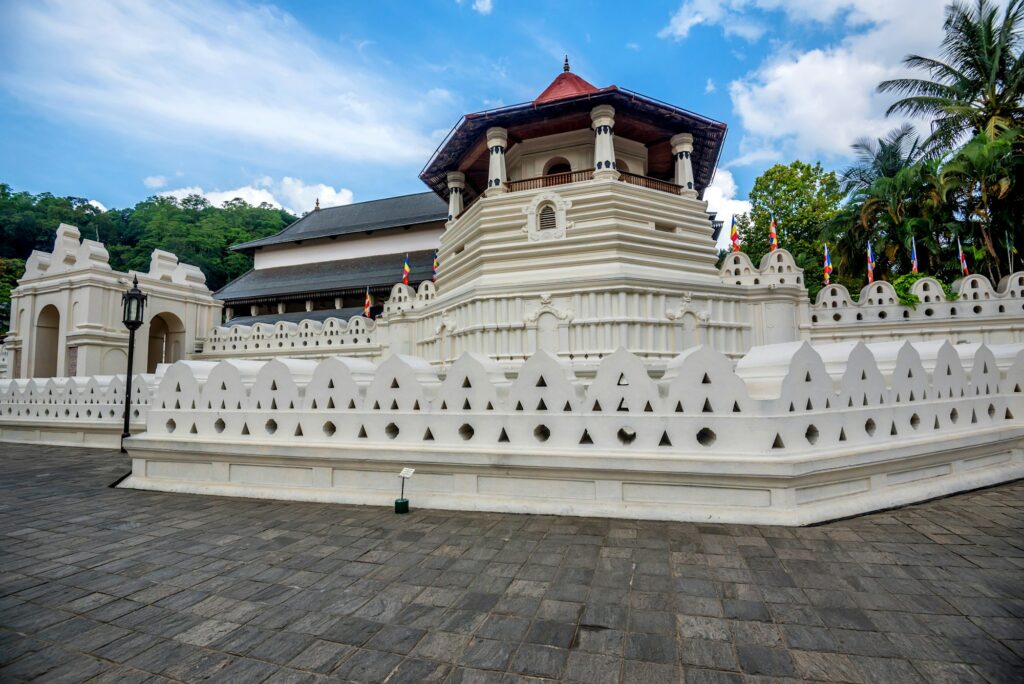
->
(563, 55), (570, 72)
(314, 198), (320, 211)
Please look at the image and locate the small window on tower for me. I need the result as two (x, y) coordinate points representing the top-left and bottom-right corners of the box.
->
(539, 205), (556, 231)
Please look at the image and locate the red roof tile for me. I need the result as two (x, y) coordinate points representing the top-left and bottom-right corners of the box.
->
(534, 70), (601, 104)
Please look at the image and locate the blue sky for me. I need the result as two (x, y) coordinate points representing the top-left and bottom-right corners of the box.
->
(0, 0), (948, 242)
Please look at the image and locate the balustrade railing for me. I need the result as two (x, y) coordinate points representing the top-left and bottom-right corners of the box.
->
(617, 172), (683, 195)
(505, 169), (683, 196)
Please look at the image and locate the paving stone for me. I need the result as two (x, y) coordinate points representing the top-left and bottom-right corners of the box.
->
(623, 632), (676, 663)
(562, 651), (620, 684)
(680, 637), (739, 670)
(459, 637), (515, 670)
(509, 643), (567, 678)
(735, 644), (798, 677)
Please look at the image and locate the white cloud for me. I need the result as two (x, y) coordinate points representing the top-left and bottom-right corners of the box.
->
(161, 177), (353, 216)
(703, 169), (752, 250)
(625, 42), (641, 51)
(705, 78), (716, 93)
(473, 0), (494, 14)
(659, 0), (765, 42)
(0, 0), (441, 165)
(143, 175), (167, 189)
(88, 199), (107, 212)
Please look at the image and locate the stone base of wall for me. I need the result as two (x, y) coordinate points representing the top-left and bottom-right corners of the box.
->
(121, 429), (1024, 525)
(1, 419), (144, 449)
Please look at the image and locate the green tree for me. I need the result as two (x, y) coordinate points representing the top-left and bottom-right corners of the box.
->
(879, 0), (1024, 149)
(734, 161), (844, 300)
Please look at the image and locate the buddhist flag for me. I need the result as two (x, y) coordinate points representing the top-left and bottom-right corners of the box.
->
(730, 216), (740, 252)
(866, 241), (876, 284)
(363, 288), (372, 318)
(958, 237), (969, 276)
(402, 253), (410, 285)
(768, 213), (778, 251)
(911, 236), (919, 274)
(432, 250), (439, 281)
(823, 243), (833, 286)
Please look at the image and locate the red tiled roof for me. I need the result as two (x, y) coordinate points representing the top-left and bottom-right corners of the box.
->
(534, 70), (602, 104)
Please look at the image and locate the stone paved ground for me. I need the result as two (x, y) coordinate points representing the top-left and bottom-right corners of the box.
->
(0, 445), (1022, 683)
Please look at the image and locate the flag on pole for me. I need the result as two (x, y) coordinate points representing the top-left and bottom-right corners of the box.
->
(432, 251), (439, 281)
(768, 213), (778, 251)
(730, 216), (741, 252)
(402, 253), (410, 285)
(823, 243), (833, 286)
(911, 237), (919, 274)
(957, 237), (969, 276)
(363, 288), (372, 318)
(866, 242), (876, 284)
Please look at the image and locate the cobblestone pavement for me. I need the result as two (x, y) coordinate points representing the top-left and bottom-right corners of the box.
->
(0, 445), (1022, 683)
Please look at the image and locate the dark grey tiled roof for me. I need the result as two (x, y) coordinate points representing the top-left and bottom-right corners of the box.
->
(215, 250), (435, 303)
(224, 307), (367, 327)
(233, 192), (448, 251)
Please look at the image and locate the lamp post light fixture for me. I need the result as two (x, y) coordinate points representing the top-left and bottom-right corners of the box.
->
(120, 275), (147, 453)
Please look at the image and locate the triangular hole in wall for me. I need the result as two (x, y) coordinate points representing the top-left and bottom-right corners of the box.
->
(771, 434), (785, 449)
(486, 401), (494, 411)
(805, 371), (812, 382)
(825, 398), (831, 409)
(498, 428), (510, 443)
(288, 401), (294, 409)
(175, 383), (181, 392)
(423, 428), (434, 441)
(862, 395), (868, 407)
(890, 423), (897, 436)
(189, 423), (198, 434)
(463, 399), (472, 410)
(617, 397), (629, 412)
(413, 400), (421, 411)
(357, 425), (368, 438)
(644, 401), (654, 413)
(702, 398), (713, 413)
(310, 399), (318, 409)
(947, 366), (952, 376)
(221, 382), (227, 391)
(236, 402), (241, 409)
(462, 377), (472, 388)
(617, 373), (629, 386)
(271, 380), (277, 391)
(390, 399), (399, 410)
(909, 390), (915, 401)
(1015, 384), (1021, 393)
(516, 401), (524, 411)
(789, 402), (795, 413)
(440, 400), (448, 410)
(348, 399), (356, 409)
(847, 397), (854, 408)
(675, 401), (684, 413)
(328, 379), (335, 389)
(174, 399), (181, 409)
(241, 423), (250, 435)
(971, 409), (978, 424)
(295, 425), (303, 437)
(806, 399), (813, 411)
(271, 398), (278, 410)
(579, 429), (593, 445)
(220, 400), (226, 410)
(838, 428), (846, 442)
(593, 400), (602, 412)
(702, 373), (711, 384)
(536, 375), (547, 387)
(327, 397), (335, 409)
(391, 378), (400, 389)
(373, 401), (380, 410)
(659, 431), (672, 447)
(733, 401), (741, 413)
(537, 398), (547, 411)
(861, 370), (867, 381)
(1005, 408), (1014, 420)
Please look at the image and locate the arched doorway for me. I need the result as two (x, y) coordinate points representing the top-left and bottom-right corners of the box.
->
(147, 312), (186, 373)
(33, 305), (60, 378)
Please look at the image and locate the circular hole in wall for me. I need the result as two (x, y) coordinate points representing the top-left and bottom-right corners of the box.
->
(988, 404), (995, 418)
(617, 427), (637, 445)
(950, 408), (959, 424)
(910, 413), (920, 430)
(323, 421), (336, 437)
(973, 305), (982, 314)
(805, 425), (819, 444)
(925, 308), (934, 316)
(878, 311), (887, 319)
(459, 423), (475, 440)
(166, 419), (176, 433)
(385, 422), (399, 439)
(534, 425), (550, 442)
(265, 419), (278, 434)
(865, 418), (877, 436)
(696, 428), (716, 446)
(214, 418), (225, 433)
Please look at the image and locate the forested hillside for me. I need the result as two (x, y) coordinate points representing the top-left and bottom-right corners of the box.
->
(0, 183), (295, 332)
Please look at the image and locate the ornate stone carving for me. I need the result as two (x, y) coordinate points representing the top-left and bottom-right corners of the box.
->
(522, 192), (572, 242)
(525, 293), (573, 323)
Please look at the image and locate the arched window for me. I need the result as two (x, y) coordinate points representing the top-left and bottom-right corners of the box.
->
(544, 157), (571, 175)
(539, 204), (556, 231)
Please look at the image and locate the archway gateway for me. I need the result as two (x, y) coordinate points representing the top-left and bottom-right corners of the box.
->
(147, 312), (186, 373)
(33, 305), (60, 378)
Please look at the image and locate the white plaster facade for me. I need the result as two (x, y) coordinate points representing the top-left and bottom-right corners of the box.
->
(2, 224), (222, 379)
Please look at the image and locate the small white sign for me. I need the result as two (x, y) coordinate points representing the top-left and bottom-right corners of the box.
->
(399, 468), (415, 479)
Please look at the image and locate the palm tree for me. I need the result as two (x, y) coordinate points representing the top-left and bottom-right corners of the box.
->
(879, 0), (1024, 151)
(841, 124), (926, 196)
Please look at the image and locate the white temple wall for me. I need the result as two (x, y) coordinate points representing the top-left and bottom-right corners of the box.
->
(253, 225), (444, 270)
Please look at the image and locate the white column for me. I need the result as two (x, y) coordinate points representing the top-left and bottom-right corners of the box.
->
(671, 133), (698, 198)
(305, 300), (313, 312)
(591, 105), (618, 179)
(250, 305), (258, 316)
(334, 297), (343, 309)
(277, 302), (286, 314)
(485, 128), (507, 196)
(447, 171), (466, 220)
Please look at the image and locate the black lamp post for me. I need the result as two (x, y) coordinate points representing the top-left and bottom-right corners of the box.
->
(121, 275), (147, 452)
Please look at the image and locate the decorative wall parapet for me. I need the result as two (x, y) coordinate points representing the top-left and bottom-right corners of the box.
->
(381, 281), (436, 317)
(118, 340), (1024, 524)
(719, 249), (807, 289)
